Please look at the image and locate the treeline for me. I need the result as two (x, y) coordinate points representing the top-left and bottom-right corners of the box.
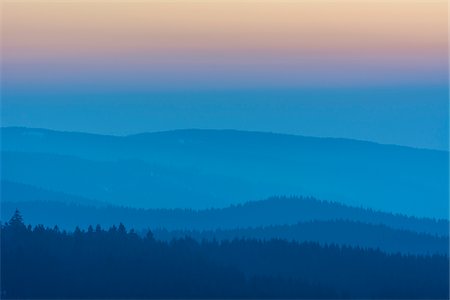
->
(2, 211), (449, 299)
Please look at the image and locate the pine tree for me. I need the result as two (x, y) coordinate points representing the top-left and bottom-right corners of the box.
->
(118, 223), (126, 234)
(9, 209), (25, 230)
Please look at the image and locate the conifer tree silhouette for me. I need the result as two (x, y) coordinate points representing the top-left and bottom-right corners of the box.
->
(8, 209), (25, 230)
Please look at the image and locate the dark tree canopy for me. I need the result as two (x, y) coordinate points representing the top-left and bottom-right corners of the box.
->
(1, 217), (449, 299)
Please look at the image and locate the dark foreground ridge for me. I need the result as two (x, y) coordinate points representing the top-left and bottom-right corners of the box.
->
(2, 211), (448, 299)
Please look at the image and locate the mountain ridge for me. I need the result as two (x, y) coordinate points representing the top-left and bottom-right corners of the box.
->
(152, 220), (449, 255)
(2, 187), (448, 235)
(3, 126), (447, 153)
(2, 127), (448, 218)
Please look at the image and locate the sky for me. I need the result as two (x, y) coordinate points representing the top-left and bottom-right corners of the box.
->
(1, 0), (448, 150)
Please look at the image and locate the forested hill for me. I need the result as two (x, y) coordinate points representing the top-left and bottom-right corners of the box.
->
(2, 188), (448, 235)
(2, 214), (448, 299)
(152, 220), (449, 255)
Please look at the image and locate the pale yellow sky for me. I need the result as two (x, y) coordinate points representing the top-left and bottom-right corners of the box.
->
(2, 1), (447, 63)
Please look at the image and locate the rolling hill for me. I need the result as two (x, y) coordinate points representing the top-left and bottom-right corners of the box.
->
(152, 221), (448, 255)
(1, 127), (448, 218)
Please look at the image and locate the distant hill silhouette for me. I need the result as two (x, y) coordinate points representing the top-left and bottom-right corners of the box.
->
(2, 192), (447, 236)
(1, 181), (105, 207)
(1, 127), (448, 218)
(1, 151), (266, 208)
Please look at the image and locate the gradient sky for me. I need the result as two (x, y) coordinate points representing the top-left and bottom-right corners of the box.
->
(1, 0), (448, 150)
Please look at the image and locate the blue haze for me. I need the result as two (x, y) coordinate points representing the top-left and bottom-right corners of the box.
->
(2, 86), (448, 150)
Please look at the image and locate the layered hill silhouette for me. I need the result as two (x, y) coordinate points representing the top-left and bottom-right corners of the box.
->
(2, 183), (447, 236)
(1, 127), (448, 218)
(1, 152), (266, 208)
(0, 181), (105, 207)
